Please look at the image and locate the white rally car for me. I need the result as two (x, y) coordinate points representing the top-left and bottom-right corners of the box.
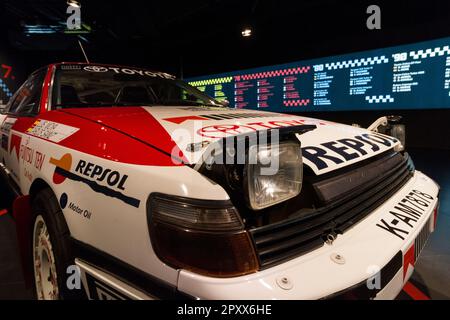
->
(0, 62), (440, 300)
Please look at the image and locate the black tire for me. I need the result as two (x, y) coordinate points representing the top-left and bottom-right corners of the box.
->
(31, 188), (84, 300)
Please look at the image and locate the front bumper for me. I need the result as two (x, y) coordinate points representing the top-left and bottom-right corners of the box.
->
(177, 170), (439, 299)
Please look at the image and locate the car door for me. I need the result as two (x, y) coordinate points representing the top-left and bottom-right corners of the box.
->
(0, 68), (47, 185)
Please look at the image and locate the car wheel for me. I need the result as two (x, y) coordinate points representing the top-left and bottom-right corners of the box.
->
(31, 188), (84, 300)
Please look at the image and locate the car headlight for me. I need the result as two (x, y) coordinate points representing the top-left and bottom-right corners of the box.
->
(246, 141), (303, 210)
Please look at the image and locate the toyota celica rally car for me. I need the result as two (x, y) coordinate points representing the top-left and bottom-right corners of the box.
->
(0, 62), (440, 300)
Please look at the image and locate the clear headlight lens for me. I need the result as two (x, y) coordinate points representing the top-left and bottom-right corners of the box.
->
(246, 142), (303, 210)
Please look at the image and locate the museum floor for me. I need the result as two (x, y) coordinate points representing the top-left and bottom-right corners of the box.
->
(0, 148), (448, 300)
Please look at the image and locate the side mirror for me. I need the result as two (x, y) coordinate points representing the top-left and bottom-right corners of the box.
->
(387, 115), (402, 124)
(387, 115), (405, 151)
(369, 115), (405, 151)
(18, 103), (37, 114)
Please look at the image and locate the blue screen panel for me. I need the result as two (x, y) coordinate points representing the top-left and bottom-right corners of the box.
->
(186, 37), (450, 112)
(0, 63), (17, 104)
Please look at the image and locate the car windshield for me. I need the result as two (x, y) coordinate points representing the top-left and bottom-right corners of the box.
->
(51, 65), (224, 108)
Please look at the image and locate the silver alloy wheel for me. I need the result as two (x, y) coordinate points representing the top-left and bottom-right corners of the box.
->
(33, 215), (59, 300)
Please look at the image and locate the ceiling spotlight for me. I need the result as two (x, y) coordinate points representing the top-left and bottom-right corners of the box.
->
(241, 27), (252, 37)
(67, 0), (81, 8)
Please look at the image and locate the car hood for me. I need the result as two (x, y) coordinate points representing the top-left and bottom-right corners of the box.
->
(62, 106), (400, 175)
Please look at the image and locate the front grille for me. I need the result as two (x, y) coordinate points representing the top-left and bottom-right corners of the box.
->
(250, 152), (413, 269)
(415, 218), (431, 261)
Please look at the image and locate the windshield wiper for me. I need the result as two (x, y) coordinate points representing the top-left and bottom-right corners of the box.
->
(160, 100), (224, 107)
(106, 102), (156, 107)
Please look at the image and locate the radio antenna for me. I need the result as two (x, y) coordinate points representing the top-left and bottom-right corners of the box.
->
(78, 39), (90, 63)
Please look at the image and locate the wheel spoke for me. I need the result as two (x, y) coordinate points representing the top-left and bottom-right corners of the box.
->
(33, 215), (59, 300)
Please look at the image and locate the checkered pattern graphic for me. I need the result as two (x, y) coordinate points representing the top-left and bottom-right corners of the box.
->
(0, 79), (13, 102)
(283, 99), (310, 107)
(188, 76), (233, 87)
(409, 46), (450, 59)
(235, 66), (310, 81)
(365, 95), (394, 103)
(325, 56), (389, 70)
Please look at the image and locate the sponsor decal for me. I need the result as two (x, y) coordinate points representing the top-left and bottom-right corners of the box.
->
(1, 118), (17, 134)
(35, 151), (46, 170)
(60, 193), (92, 220)
(19, 137), (46, 171)
(1, 118), (17, 151)
(197, 119), (319, 138)
(61, 65), (83, 70)
(301, 132), (399, 173)
(68, 202), (92, 220)
(23, 167), (32, 182)
(20, 138), (33, 165)
(198, 124), (257, 138)
(82, 65), (175, 79)
(164, 115), (208, 124)
(163, 112), (281, 124)
(60, 193), (68, 209)
(83, 66), (108, 73)
(376, 189), (434, 240)
(26, 120), (79, 143)
(49, 153), (140, 208)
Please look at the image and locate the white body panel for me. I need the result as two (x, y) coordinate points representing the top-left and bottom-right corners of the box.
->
(177, 171), (438, 299)
(4, 129), (231, 287)
(0, 102), (438, 300)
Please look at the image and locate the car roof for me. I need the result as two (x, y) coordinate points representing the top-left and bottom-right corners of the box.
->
(46, 62), (176, 78)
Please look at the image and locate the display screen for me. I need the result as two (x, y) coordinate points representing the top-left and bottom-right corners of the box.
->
(0, 63), (17, 105)
(186, 36), (450, 111)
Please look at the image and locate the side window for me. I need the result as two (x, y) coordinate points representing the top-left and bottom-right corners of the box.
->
(8, 69), (46, 115)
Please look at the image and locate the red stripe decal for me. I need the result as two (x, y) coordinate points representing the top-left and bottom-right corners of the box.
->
(163, 115), (208, 124)
(403, 244), (415, 279)
(58, 107), (188, 165)
(403, 281), (430, 300)
(9, 133), (22, 160)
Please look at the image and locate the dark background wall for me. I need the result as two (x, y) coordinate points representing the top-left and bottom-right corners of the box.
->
(0, 0), (449, 149)
(3, 1), (450, 78)
(302, 109), (450, 150)
(0, 47), (25, 105)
